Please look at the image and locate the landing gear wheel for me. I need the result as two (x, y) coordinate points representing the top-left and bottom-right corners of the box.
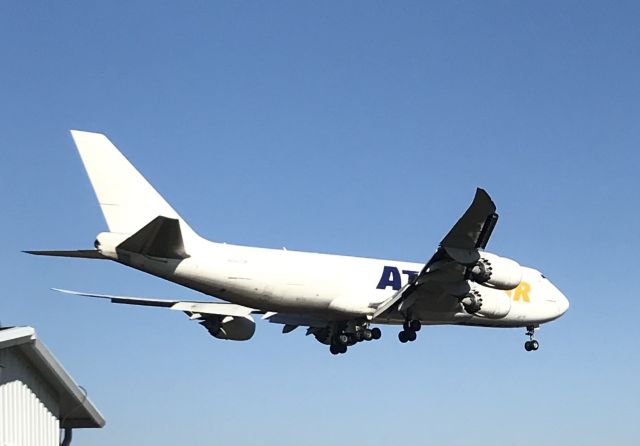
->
(362, 329), (373, 341)
(524, 325), (539, 352)
(409, 320), (421, 332)
(371, 327), (382, 340)
(399, 330), (416, 343)
(338, 334), (350, 345)
(330, 343), (348, 354)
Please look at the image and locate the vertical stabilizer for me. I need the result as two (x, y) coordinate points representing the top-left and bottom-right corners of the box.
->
(70, 130), (198, 242)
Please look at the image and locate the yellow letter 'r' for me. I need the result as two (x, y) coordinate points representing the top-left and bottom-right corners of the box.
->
(505, 282), (531, 302)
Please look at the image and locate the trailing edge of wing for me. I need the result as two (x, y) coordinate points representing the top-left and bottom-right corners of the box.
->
(53, 288), (256, 316)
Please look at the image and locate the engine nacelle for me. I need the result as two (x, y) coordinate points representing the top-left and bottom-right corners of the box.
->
(460, 286), (511, 319)
(199, 315), (256, 341)
(469, 252), (522, 290)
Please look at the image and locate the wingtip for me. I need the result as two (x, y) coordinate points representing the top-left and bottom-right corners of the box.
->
(476, 187), (489, 197)
(475, 188), (496, 211)
(22, 250), (56, 256)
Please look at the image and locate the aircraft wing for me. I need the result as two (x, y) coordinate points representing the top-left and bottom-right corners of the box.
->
(54, 288), (261, 341)
(373, 188), (498, 319)
(53, 288), (256, 317)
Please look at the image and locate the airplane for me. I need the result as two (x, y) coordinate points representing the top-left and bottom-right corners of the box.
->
(26, 131), (569, 355)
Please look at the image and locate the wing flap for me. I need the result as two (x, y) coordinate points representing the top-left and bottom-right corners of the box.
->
(171, 301), (254, 317)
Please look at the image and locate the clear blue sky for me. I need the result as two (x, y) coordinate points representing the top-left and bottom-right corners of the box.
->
(1, 1), (639, 445)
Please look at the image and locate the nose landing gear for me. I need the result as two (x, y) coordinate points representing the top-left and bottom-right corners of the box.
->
(524, 325), (539, 351)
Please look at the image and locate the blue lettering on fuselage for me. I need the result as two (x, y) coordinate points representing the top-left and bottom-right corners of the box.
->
(376, 266), (418, 290)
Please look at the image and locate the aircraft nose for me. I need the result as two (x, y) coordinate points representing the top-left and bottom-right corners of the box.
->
(555, 289), (570, 316)
(544, 276), (569, 318)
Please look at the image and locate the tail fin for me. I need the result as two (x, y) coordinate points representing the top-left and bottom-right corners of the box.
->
(70, 131), (198, 240)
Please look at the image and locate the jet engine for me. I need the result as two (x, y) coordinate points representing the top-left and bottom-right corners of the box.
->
(199, 315), (256, 341)
(469, 252), (522, 290)
(460, 286), (511, 319)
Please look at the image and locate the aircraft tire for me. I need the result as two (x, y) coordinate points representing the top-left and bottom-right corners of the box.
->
(399, 330), (409, 343)
(407, 330), (417, 342)
(524, 341), (532, 351)
(371, 327), (382, 340)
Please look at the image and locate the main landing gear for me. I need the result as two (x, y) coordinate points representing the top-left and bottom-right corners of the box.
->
(398, 319), (421, 343)
(329, 326), (382, 355)
(524, 325), (539, 352)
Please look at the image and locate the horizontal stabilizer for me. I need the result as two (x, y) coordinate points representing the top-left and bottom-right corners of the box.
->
(117, 216), (189, 259)
(23, 250), (107, 259)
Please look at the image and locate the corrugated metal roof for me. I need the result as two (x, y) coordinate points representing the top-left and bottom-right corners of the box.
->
(0, 326), (105, 428)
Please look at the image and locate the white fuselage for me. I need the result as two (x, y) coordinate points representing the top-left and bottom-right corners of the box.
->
(38, 131), (569, 350)
(103, 236), (569, 329)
